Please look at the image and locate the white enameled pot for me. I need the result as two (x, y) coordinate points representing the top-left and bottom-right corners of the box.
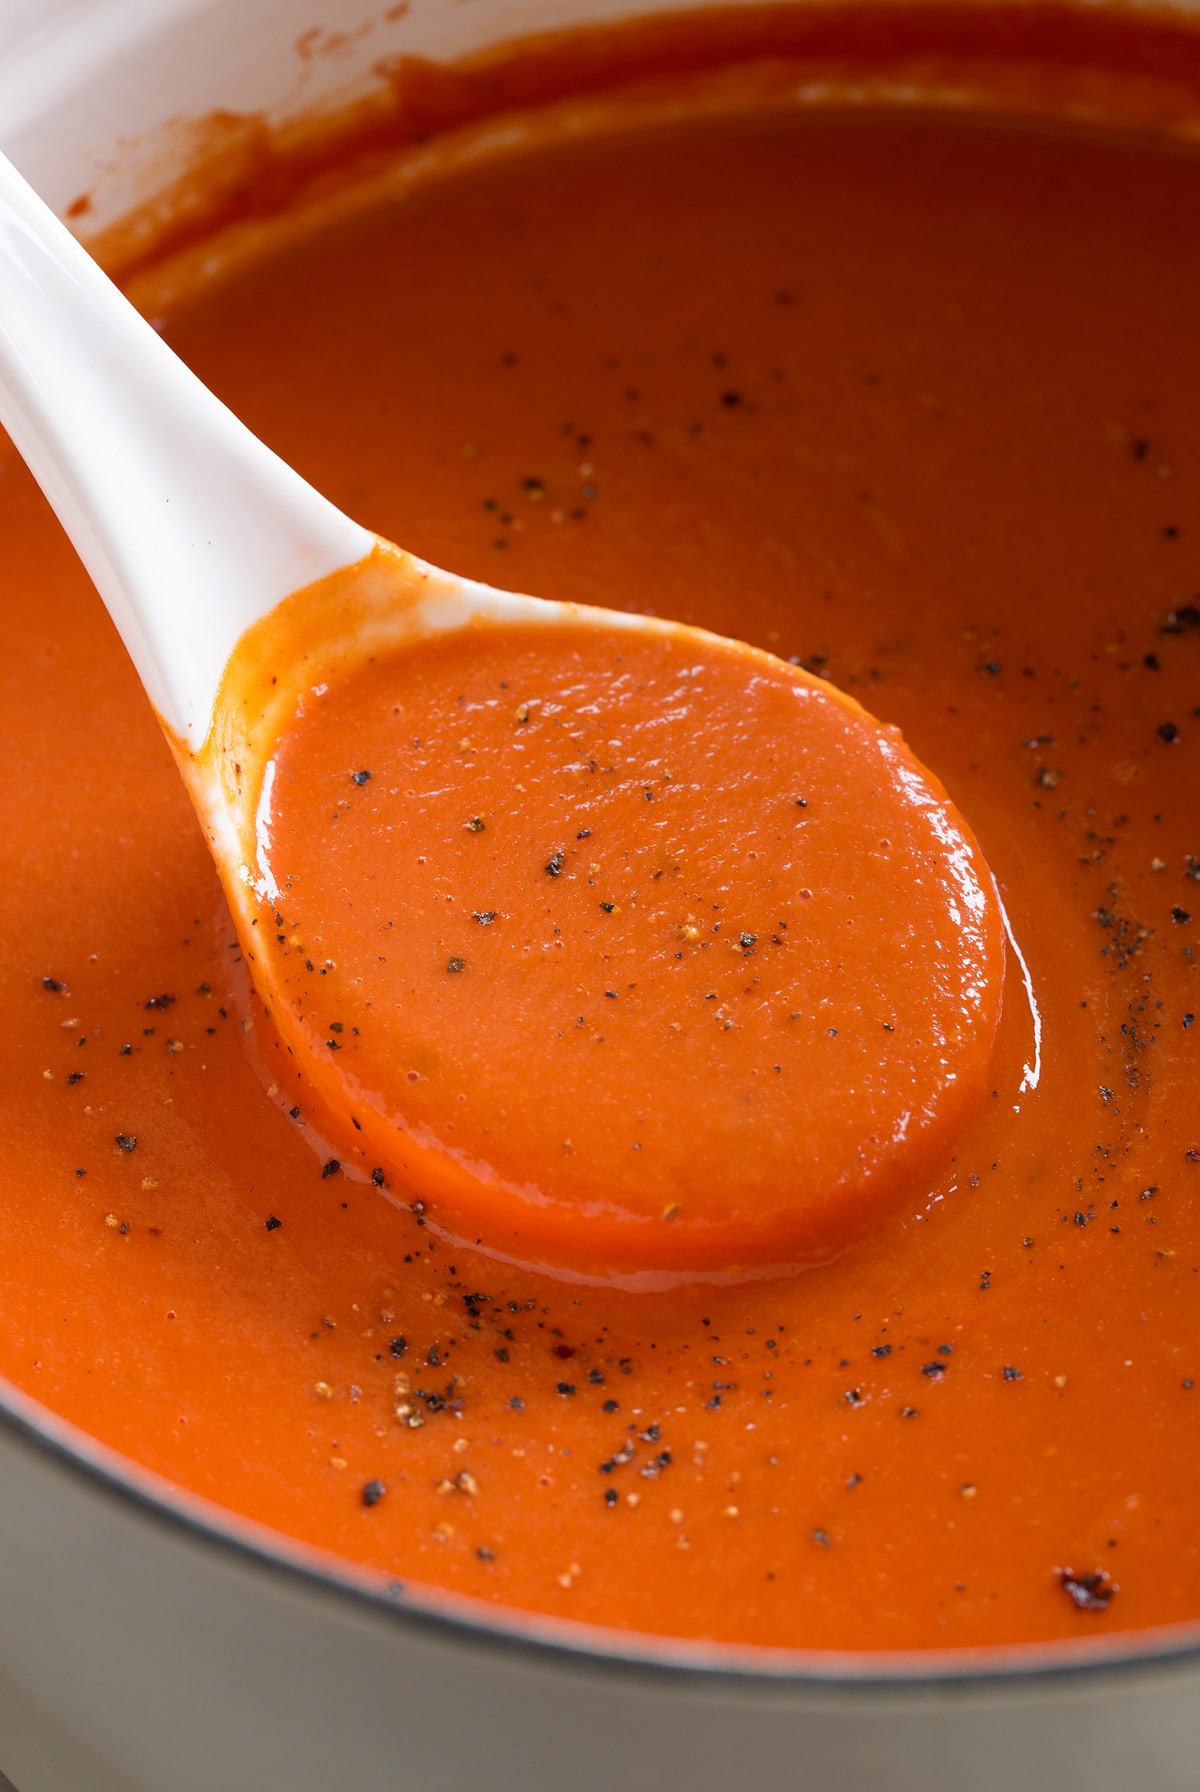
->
(1, 3), (1199, 1788)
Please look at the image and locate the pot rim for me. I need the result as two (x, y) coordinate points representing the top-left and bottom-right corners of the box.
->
(4, 1364), (1199, 1694)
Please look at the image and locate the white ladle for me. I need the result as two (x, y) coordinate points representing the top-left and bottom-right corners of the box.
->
(0, 148), (1008, 1276)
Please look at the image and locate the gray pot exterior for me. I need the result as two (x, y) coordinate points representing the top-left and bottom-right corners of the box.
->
(0, 1413), (1197, 1792)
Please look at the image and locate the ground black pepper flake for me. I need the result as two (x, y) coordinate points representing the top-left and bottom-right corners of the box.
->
(1172, 907), (1191, 925)
(604, 1488), (618, 1507)
(114, 1134), (137, 1153)
(921, 1361), (946, 1379)
(144, 994), (176, 1010)
(265, 1215), (282, 1231)
(1002, 1365), (1023, 1382)
(1158, 722), (1181, 744)
(473, 911), (497, 926)
(321, 1159), (340, 1179)
(42, 976), (66, 993)
(812, 1528), (832, 1549)
(545, 850), (565, 877)
(900, 1406), (920, 1418)
(351, 769), (372, 786)
(360, 1479), (386, 1509)
(1059, 1568), (1116, 1612)
(66, 1071), (84, 1085)
(465, 816), (486, 832)
(446, 957), (467, 974)
(872, 1344), (892, 1357)
(371, 1167), (386, 1187)
(557, 1381), (576, 1396)
(602, 1398), (619, 1412)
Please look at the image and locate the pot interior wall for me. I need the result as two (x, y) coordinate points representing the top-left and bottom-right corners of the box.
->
(11, 0), (1195, 227)
(0, 0), (704, 221)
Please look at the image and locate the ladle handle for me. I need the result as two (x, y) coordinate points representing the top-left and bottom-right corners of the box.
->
(0, 150), (371, 744)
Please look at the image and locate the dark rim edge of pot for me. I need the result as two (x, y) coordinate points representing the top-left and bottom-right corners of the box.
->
(2, 1370), (1198, 1698)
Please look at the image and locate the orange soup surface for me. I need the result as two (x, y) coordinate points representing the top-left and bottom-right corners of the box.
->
(1, 5), (1200, 1653)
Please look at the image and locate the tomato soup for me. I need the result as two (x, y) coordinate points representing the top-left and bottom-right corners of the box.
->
(2, 4), (1199, 1652)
